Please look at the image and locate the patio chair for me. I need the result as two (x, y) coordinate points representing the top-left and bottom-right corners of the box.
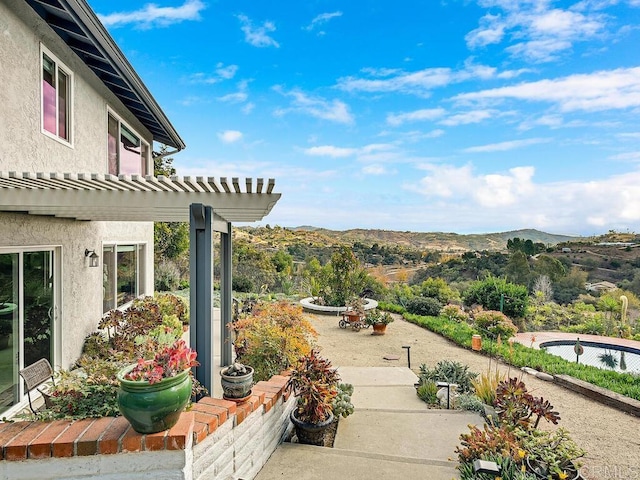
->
(19, 358), (55, 413)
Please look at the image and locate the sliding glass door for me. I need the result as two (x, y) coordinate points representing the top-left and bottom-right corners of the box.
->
(0, 250), (56, 415)
(0, 253), (19, 414)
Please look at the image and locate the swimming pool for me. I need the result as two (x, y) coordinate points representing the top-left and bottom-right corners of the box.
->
(540, 340), (640, 375)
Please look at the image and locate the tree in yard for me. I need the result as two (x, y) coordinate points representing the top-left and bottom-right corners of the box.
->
(505, 251), (531, 286)
(552, 267), (587, 305)
(532, 275), (553, 303)
(463, 275), (529, 319)
(532, 255), (566, 282)
(153, 147), (189, 289)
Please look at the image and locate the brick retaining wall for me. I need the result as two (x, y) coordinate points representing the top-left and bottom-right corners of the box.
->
(0, 375), (294, 480)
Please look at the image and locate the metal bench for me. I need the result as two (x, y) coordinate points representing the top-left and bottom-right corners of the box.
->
(18, 358), (55, 413)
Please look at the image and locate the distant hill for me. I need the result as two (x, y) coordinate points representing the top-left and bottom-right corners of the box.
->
(240, 226), (578, 252)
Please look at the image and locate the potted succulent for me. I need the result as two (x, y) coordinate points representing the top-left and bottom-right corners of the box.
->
(117, 339), (198, 434)
(220, 362), (254, 402)
(364, 309), (394, 335)
(286, 349), (340, 446)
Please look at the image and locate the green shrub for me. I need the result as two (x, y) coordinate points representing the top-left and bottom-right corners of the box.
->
(404, 312), (477, 348)
(463, 275), (528, 319)
(441, 304), (469, 323)
(418, 360), (478, 394)
(232, 301), (317, 381)
(474, 310), (518, 340)
(396, 302), (640, 401)
(378, 301), (406, 314)
(457, 393), (485, 414)
(406, 297), (442, 317)
(233, 276), (254, 293)
(154, 259), (181, 291)
(417, 380), (439, 404)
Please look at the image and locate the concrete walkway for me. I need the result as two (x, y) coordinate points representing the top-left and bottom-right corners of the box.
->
(255, 366), (483, 480)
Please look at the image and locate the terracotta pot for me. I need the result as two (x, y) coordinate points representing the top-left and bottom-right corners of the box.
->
(372, 323), (387, 335)
(472, 334), (482, 351)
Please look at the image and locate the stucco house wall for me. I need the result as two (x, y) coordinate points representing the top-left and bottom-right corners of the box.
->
(0, 0), (154, 401)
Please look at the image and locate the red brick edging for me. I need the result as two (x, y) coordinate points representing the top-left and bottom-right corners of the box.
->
(0, 375), (291, 462)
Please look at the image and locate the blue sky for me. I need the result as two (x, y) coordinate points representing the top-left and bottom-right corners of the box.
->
(88, 0), (640, 235)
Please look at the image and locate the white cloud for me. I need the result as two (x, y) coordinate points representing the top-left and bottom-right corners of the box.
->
(454, 67), (640, 112)
(440, 109), (495, 126)
(98, 0), (205, 29)
(218, 80), (250, 103)
(237, 14), (280, 48)
(386, 108), (446, 126)
(218, 130), (243, 143)
(337, 67), (454, 96)
(304, 11), (343, 33)
(466, 14), (506, 48)
(242, 102), (255, 114)
(215, 63), (238, 80)
(337, 61), (524, 97)
(608, 151), (640, 161)
(303, 146), (357, 158)
(273, 87), (354, 124)
(190, 63), (238, 85)
(466, 2), (608, 62)
(396, 162), (640, 233)
(302, 143), (398, 162)
(218, 92), (248, 103)
(463, 137), (550, 153)
(362, 165), (387, 175)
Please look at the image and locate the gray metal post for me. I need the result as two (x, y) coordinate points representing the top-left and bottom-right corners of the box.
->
(220, 222), (233, 366)
(189, 203), (213, 394)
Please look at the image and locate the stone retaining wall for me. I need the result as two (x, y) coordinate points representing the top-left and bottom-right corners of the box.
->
(0, 375), (295, 480)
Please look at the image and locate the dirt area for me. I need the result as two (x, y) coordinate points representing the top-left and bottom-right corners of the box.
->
(308, 313), (640, 479)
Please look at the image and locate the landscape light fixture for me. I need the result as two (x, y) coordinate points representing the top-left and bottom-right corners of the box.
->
(473, 459), (500, 474)
(402, 345), (411, 369)
(85, 249), (99, 268)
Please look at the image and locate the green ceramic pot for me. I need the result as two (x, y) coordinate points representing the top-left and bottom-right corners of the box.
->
(117, 364), (192, 434)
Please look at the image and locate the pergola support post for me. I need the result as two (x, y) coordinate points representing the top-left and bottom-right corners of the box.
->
(220, 222), (233, 366)
(189, 203), (213, 394)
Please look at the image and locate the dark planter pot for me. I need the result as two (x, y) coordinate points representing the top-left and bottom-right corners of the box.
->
(526, 457), (581, 480)
(117, 364), (192, 434)
(290, 410), (334, 446)
(372, 323), (387, 335)
(220, 366), (254, 401)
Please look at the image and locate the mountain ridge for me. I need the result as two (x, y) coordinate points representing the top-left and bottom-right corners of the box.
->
(243, 226), (579, 252)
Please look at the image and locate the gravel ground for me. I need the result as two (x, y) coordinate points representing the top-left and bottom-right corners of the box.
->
(308, 313), (640, 480)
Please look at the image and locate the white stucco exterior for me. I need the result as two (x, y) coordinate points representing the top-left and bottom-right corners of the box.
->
(0, 0), (155, 413)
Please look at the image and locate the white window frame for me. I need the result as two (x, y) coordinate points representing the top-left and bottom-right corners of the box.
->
(106, 109), (150, 176)
(0, 245), (62, 418)
(102, 243), (146, 313)
(40, 44), (73, 147)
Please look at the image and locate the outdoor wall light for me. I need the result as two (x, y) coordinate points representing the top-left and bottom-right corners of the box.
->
(85, 249), (99, 268)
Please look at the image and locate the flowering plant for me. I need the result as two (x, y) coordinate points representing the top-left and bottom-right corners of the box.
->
(124, 339), (198, 384)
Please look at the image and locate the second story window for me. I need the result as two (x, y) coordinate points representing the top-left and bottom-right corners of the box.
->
(107, 112), (149, 175)
(41, 46), (72, 144)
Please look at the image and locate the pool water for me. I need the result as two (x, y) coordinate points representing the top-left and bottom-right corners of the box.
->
(540, 340), (640, 375)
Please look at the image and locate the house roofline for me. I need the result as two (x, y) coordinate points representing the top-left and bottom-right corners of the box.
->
(24, 0), (186, 151)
